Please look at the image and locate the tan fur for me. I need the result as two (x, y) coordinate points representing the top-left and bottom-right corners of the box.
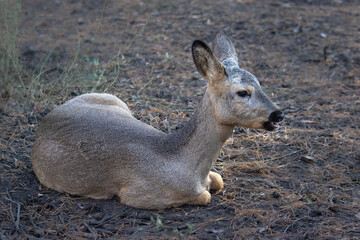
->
(31, 32), (281, 209)
(188, 191), (211, 205)
(209, 171), (224, 190)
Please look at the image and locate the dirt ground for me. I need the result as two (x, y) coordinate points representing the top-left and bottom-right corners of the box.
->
(1, 0), (360, 239)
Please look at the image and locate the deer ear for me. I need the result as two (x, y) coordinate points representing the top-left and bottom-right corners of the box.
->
(192, 40), (226, 85)
(213, 31), (238, 62)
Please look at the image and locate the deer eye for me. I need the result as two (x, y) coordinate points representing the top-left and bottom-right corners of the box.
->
(236, 91), (250, 97)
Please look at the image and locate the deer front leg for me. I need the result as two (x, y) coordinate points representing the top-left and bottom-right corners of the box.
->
(188, 190), (211, 205)
(209, 171), (224, 190)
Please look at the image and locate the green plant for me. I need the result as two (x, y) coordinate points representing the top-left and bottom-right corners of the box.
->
(173, 223), (195, 238)
(150, 215), (164, 230)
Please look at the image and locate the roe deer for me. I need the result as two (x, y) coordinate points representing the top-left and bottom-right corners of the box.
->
(31, 31), (284, 209)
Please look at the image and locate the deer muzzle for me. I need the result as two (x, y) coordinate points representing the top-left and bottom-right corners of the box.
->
(263, 110), (284, 131)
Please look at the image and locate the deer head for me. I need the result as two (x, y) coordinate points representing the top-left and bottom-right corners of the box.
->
(192, 31), (284, 131)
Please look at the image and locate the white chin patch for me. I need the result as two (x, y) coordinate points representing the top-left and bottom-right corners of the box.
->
(271, 122), (279, 129)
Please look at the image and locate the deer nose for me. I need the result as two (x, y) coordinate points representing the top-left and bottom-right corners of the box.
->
(269, 110), (284, 122)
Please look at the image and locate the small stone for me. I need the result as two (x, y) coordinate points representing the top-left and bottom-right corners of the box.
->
(207, 229), (224, 234)
(78, 17), (84, 25)
(34, 229), (44, 237)
(293, 24), (302, 33)
(91, 212), (104, 220)
(338, 53), (353, 63)
(300, 155), (317, 164)
(309, 209), (322, 217)
(329, 206), (340, 212)
(272, 191), (281, 199)
(191, 71), (200, 80)
(281, 83), (292, 88)
(346, 71), (354, 78)
(348, 161), (355, 169)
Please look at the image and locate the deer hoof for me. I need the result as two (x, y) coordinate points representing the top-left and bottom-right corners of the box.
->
(209, 171), (224, 190)
(189, 190), (211, 205)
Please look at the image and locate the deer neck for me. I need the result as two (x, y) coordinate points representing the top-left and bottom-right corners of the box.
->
(165, 89), (234, 177)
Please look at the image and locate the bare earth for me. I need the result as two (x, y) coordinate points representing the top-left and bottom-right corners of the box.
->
(1, 0), (359, 239)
